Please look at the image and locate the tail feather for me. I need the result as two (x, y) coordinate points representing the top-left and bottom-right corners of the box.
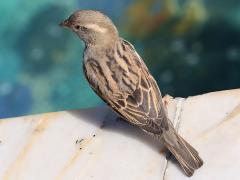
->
(162, 126), (203, 177)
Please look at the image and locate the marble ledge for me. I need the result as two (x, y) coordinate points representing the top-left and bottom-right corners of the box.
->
(0, 89), (240, 180)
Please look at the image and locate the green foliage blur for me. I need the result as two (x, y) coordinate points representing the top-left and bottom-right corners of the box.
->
(0, 0), (240, 118)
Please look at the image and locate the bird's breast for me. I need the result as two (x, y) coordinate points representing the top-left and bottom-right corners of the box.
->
(83, 54), (139, 99)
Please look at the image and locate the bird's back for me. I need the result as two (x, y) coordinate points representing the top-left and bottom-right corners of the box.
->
(83, 38), (169, 133)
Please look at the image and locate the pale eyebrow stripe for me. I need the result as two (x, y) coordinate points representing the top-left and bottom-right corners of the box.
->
(84, 23), (107, 33)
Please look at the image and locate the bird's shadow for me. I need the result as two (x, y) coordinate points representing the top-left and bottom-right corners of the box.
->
(69, 106), (193, 175)
(70, 106), (165, 154)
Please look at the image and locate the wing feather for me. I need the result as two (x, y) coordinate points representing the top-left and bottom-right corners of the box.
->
(84, 38), (169, 135)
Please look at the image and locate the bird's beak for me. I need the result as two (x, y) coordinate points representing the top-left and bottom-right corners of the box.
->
(59, 19), (71, 28)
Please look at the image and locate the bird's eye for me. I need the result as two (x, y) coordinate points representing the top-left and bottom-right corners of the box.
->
(74, 25), (80, 30)
(74, 25), (87, 31)
(80, 26), (88, 31)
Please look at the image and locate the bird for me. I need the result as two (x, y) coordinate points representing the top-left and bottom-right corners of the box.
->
(59, 10), (203, 177)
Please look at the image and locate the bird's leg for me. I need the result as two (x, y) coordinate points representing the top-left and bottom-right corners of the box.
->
(160, 146), (173, 160)
(166, 150), (174, 160)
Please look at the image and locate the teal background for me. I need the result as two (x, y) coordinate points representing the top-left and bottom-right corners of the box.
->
(0, 0), (240, 118)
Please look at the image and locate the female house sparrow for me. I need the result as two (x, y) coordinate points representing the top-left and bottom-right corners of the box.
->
(60, 10), (203, 177)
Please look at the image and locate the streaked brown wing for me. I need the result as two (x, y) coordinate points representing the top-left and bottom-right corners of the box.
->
(113, 39), (169, 134)
(122, 70), (169, 134)
(84, 39), (169, 135)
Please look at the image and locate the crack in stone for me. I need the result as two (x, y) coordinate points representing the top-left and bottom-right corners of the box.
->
(174, 98), (185, 131)
(162, 98), (185, 180)
(162, 158), (169, 180)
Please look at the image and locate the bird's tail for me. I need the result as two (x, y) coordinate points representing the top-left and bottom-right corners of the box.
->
(161, 125), (203, 177)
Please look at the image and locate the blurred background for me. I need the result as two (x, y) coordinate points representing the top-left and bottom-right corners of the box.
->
(0, 0), (240, 118)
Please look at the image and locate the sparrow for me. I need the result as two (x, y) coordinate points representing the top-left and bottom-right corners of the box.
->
(60, 10), (203, 177)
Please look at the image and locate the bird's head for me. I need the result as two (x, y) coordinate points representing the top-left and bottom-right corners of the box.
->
(60, 10), (119, 46)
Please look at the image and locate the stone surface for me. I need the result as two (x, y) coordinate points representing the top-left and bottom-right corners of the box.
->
(0, 89), (240, 180)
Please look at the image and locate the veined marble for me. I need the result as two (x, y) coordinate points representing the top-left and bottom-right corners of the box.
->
(0, 89), (240, 180)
